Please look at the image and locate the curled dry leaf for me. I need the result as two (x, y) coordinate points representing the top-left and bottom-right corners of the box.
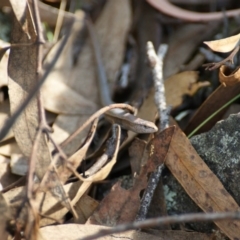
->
(165, 126), (240, 239)
(204, 33), (240, 53)
(39, 118), (98, 213)
(80, 125), (121, 182)
(219, 65), (240, 86)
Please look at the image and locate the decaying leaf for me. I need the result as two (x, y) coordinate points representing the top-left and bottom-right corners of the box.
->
(8, 1), (51, 179)
(165, 126), (240, 239)
(204, 33), (240, 53)
(88, 127), (175, 226)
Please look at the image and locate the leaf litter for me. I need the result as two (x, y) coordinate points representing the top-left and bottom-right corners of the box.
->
(1, 1), (240, 240)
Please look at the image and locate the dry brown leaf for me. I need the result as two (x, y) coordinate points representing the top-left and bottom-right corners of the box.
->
(55, 118), (98, 184)
(8, 3), (51, 179)
(3, 181), (82, 226)
(51, 115), (90, 151)
(39, 224), (169, 240)
(87, 127), (174, 226)
(37, 118), (98, 214)
(165, 126), (240, 239)
(74, 194), (99, 224)
(204, 33), (240, 53)
(50, 0), (131, 156)
(219, 65), (240, 86)
(165, 71), (209, 108)
(42, 77), (98, 114)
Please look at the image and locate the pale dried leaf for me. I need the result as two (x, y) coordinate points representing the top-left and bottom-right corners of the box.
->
(51, 115), (90, 152)
(39, 224), (169, 240)
(42, 77), (98, 114)
(9, 0), (31, 37)
(3, 181), (82, 227)
(0, 139), (22, 156)
(56, 117), (98, 183)
(8, 5), (51, 179)
(204, 33), (240, 53)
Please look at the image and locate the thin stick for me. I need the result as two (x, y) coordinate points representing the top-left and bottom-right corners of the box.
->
(81, 211), (240, 240)
(136, 42), (168, 221)
(53, 0), (67, 42)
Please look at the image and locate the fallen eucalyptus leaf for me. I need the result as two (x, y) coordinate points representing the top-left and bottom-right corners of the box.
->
(204, 33), (240, 53)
